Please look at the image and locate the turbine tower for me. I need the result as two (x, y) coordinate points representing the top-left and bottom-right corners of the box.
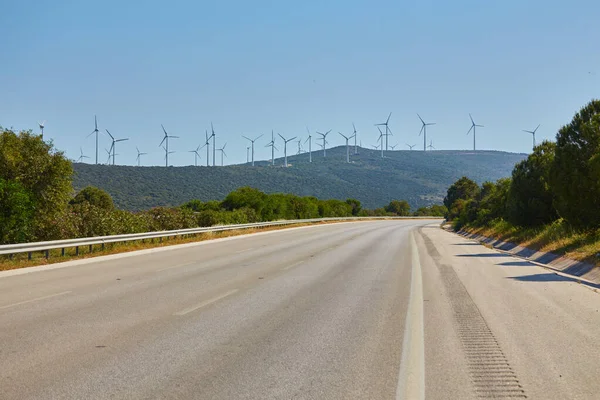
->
(242, 134), (263, 166)
(188, 144), (202, 166)
(377, 126), (384, 158)
(159, 124), (179, 167)
(246, 146), (250, 163)
(105, 129), (129, 166)
(305, 127), (312, 163)
(338, 131), (356, 163)
(217, 142), (227, 166)
(375, 112), (392, 151)
(352, 123), (359, 155)
(296, 139), (303, 155)
(76, 147), (89, 163)
(87, 115), (100, 164)
(136, 147), (147, 167)
(523, 124), (540, 150)
(418, 114), (435, 152)
(316, 130), (331, 157)
(467, 114), (484, 151)
(204, 129), (212, 167)
(38, 120), (45, 138)
(211, 122), (216, 167)
(265, 130), (278, 166)
(278, 134), (296, 167)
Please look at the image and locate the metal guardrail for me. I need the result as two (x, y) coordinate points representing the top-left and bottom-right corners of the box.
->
(0, 216), (440, 259)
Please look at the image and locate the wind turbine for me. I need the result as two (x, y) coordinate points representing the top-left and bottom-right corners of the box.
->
(316, 130), (331, 157)
(406, 143), (416, 150)
(136, 147), (147, 167)
(278, 134), (296, 167)
(305, 127), (312, 163)
(217, 142), (227, 166)
(467, 114), (483, 151)
(352, 123), (358, 155)
(38, 120), (45, 138)
(242, 134), (263, 166)
(418, 114), (435, 152)
(159, 124), (178, 167)
(87, 115), (100, 164)
(296, 139), (303, 155)
(204, 129), (212, 167)
(105, 130), (129, 165)
(371, 143), (381, 150)
(377, 126), (384, 158)
(427, 140), (436, 151)
(375, 112), (392, 151)
(523, 124), (540, 150)
(338, 131), (356, 163)
(76, 147), (89, 163)
(265, 130), (278, 166)
(210, 122), (216, 167)
(189, 144), (202, 166)
(161, 145), (175, 166)
(105, 148), (112, 164)
(390, 143), (399, 150)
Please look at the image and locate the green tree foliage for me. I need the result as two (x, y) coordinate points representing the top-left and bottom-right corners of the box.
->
(550, 100), (600, 228)
(506, 142), (558, 227)
(413, 204), (448, 217)
(0, 128), (73, 240)
(385, 200), (411, 216)
(474, 178), (511, 226)
(444, 177), (480, 219)
(345, 198), (362, 216)
(71, 186), (114, 210)
(0, 179), (35, 243)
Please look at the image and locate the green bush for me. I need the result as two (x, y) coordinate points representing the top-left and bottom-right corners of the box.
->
(0, 179), (35, 243)
(550, 99), (600, 228)
(71, 186), (114, 210)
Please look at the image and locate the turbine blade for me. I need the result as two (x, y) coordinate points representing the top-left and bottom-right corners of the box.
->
(242, 135), (251, 141)
(467, 125), (474, 135)
(255, 134), (263, 141)
(161, 124), (167, 136)
(469, 114), (475, 124)
(534, 124), (540, 133)
(105, 129), (114, 140)
(386, 112), (392, 124)
(417, 113), (425, 125)
(419, 125), (424, 136)
(159, 137), (166, 146)
(278, 133), (285, 141)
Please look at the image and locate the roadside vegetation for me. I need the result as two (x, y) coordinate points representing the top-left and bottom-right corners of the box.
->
(0, 126), (446, 248)
(443, 99), (600, 265)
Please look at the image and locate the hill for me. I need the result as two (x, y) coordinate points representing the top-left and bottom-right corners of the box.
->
(72, 146), (527, 211)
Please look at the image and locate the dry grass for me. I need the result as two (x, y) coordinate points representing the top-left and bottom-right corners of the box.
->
(465, 219), (600, 266)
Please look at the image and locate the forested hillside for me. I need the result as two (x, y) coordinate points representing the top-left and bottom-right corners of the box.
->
(73, 146), (526, 211)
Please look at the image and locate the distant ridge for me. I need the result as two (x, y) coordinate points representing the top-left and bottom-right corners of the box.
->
(73, 146), (527, 211)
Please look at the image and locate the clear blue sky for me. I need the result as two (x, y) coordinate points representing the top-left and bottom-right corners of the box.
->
(2, 0), (599, 166)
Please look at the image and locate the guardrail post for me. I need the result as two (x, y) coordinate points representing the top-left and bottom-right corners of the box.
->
(101, 243), (105, 251)
(75, 246), (79, 256)
(61, 248), (65, 257)
(89, 244), (93, 253)
(28, 252), (32, 261)
(45, 250), (49, 259)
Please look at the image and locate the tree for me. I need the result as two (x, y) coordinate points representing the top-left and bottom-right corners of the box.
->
(0, 128), (73, 240)
(345, 198), (362, 216)
(71, 186), (114, 210)
(507, 142), (557, 227)
(475, 178), (511, 225)
(0, 179), (35, 243)
(550, 99), (600, 228)
(385, 200), (410, 216)
(413, 204), (448, 217)
(444, 177), (480, 219)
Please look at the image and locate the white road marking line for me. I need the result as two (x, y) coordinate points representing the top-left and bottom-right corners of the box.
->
(235, 247), (255, 254)
(282, 261), (304, 270)
(0, 291), (72, 310)
(174, 289), (239, 316)
(396, 232), (425, 400)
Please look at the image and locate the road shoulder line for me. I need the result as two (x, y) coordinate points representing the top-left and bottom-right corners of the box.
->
(396, 231), (425, 400)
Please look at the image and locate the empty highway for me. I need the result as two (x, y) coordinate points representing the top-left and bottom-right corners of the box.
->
(2, 220), (600, 399)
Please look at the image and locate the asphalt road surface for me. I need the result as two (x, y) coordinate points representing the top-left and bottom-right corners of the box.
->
(2, 220), (600, 399)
